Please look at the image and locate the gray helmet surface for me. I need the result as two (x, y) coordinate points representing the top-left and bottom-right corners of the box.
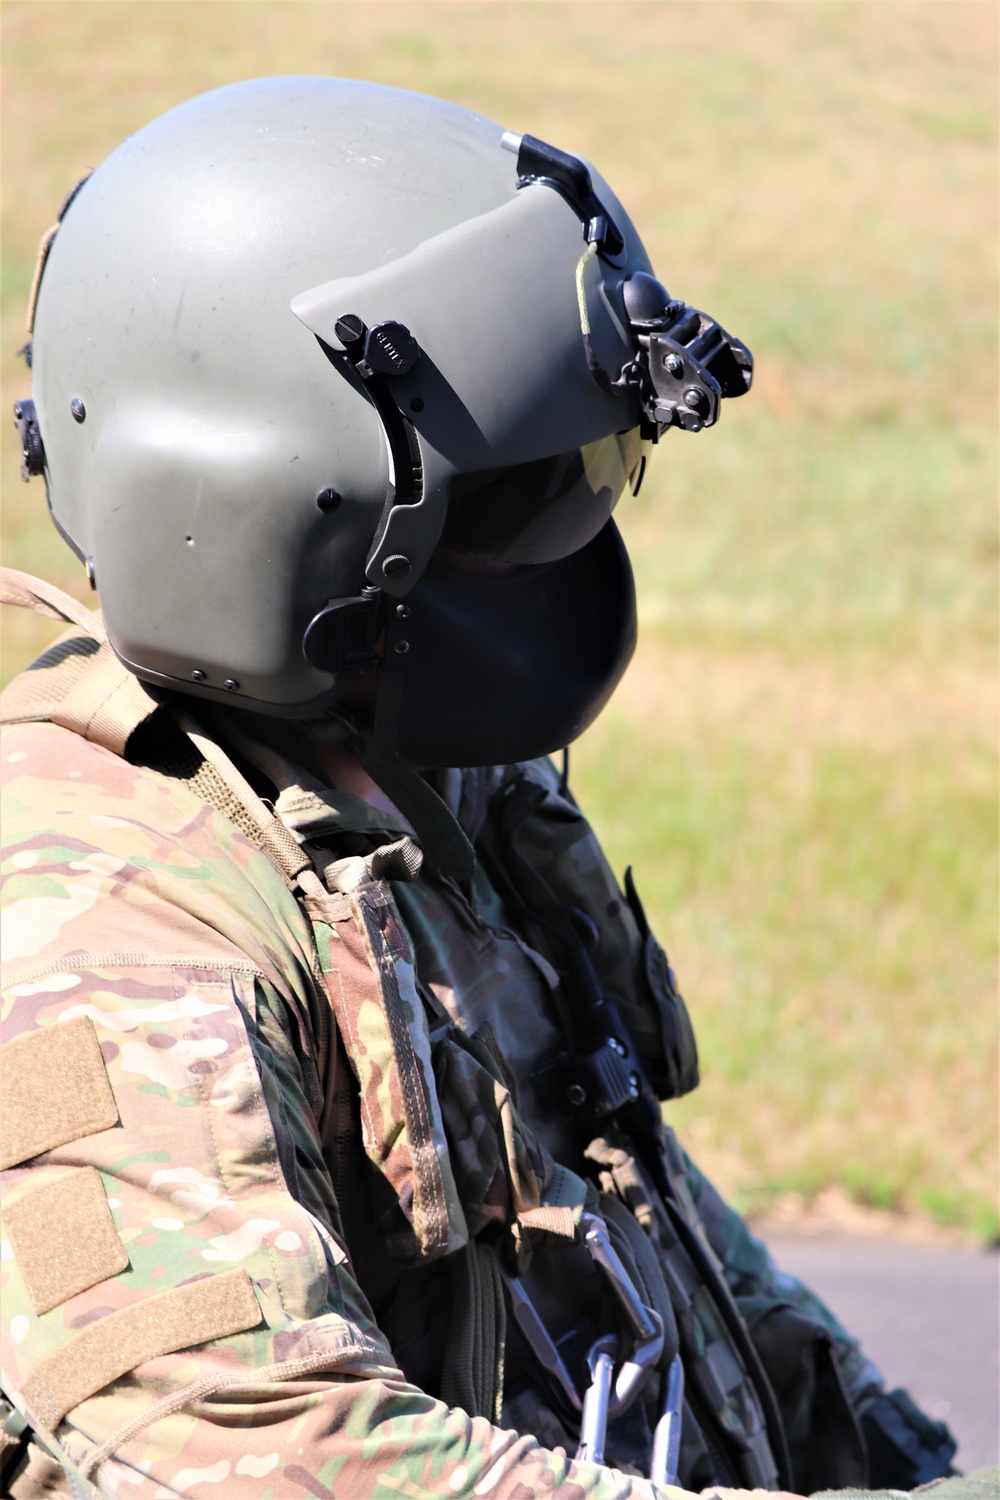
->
(25, 76), (749, 764)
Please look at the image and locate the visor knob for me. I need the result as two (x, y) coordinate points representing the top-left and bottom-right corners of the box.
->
(382, 554), (412, 580)
(364, 321), (419, 377)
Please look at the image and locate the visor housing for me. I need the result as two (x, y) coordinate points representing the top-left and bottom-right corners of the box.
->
(438, 429), (649, 566)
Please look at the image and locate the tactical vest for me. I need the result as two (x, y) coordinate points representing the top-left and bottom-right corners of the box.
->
(0, 570), (867, 1494)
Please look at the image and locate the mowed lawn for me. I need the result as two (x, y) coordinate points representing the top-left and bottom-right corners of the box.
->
(2, 3), (996, 1236)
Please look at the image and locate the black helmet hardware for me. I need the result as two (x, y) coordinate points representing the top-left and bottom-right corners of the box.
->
(501, 130), (628, 264)
(13, 399), (45, 481)
(612, 269), (754, 435)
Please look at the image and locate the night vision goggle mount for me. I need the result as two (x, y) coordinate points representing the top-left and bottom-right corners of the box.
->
(614, 271), (754, 435)
(503, 131), (753, 437)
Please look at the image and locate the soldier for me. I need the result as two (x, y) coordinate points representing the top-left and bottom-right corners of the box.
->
(0, 78), (963, 1498)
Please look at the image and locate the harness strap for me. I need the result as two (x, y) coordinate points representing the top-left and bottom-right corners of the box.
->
(170, 706), (324, 897)
(1, 568), (160, 755)
(1, 567), (105, 639)
(440, 1238), (507, 1424)
(50, 642), (160, 757)
(25, 173), (93, 337)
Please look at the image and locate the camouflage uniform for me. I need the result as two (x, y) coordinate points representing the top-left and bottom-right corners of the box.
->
(0, 620), (957, 1499)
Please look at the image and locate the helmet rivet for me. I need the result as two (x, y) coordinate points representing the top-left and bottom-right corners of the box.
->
(663, 354), (683, 376)
(567, 1083), (587, 1106)
(684, 387), (705, 410)
(382, 554), (411, 580)
(316, 487), (341, 513)
(394, 640), (410, 655)
(223, 678), (239, 691)
(191, 669), (207, 682)
(409, 397), (424, 413)
(70, 398), (86, 423)
(395, 603), (411, 618)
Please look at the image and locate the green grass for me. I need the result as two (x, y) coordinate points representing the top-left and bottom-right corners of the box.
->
(2, 1), (997, 1237)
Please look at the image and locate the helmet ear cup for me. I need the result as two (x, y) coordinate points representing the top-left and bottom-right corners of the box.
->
(375, 521), (637, 768)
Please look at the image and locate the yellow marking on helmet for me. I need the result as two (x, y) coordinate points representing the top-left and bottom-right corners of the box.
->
(575, 239), (599, 337)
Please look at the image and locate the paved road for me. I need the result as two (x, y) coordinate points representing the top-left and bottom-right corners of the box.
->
(763, 1233), (1000, 1475)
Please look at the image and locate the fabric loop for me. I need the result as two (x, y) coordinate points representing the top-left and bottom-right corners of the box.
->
(0, 567), (105, 641)
(50, 641), (161, 756)
(324, 835), (425, 894)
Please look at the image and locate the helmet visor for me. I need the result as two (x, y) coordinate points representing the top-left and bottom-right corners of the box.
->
(436, 428), (649, 567)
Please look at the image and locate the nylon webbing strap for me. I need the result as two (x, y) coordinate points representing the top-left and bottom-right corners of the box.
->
(440, 1238), (506, 1424)
(0, 567), (105, 640)
(1, 568), (161, 754)
(50, 641), (161, 757)
(26, 225), (59, 337)
(171, 707), (323, 895)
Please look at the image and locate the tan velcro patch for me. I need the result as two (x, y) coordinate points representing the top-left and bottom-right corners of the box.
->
(4, 1167), (129, 1315)
(0, 1016), (118, 1171)
(22, 1267), (262, 1431)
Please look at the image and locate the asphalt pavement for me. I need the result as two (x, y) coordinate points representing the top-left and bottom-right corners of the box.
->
(761, 1232), (1000, 1475)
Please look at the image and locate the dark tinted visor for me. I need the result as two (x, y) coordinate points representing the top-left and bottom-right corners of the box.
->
(436, 428), (649, 566)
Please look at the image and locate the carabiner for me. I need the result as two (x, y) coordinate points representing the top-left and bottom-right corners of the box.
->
(575, 1334), (618, 1466)
(580, 1211), (664, 1415)
(651, 1351), (685, 1487)
(501, 1269), (582, 1416)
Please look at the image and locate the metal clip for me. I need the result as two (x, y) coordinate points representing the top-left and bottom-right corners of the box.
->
(651, 1351), (685, 1487)
(575, 1334), (618, 1466)
(580, 1211), (664, 1415)
(501, 1270), (582, 1416)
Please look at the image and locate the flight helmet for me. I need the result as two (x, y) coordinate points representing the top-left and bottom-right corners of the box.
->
(18, 77), (751, 765)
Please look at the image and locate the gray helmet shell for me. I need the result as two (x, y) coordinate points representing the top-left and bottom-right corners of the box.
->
(31, 77), (653, 715)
